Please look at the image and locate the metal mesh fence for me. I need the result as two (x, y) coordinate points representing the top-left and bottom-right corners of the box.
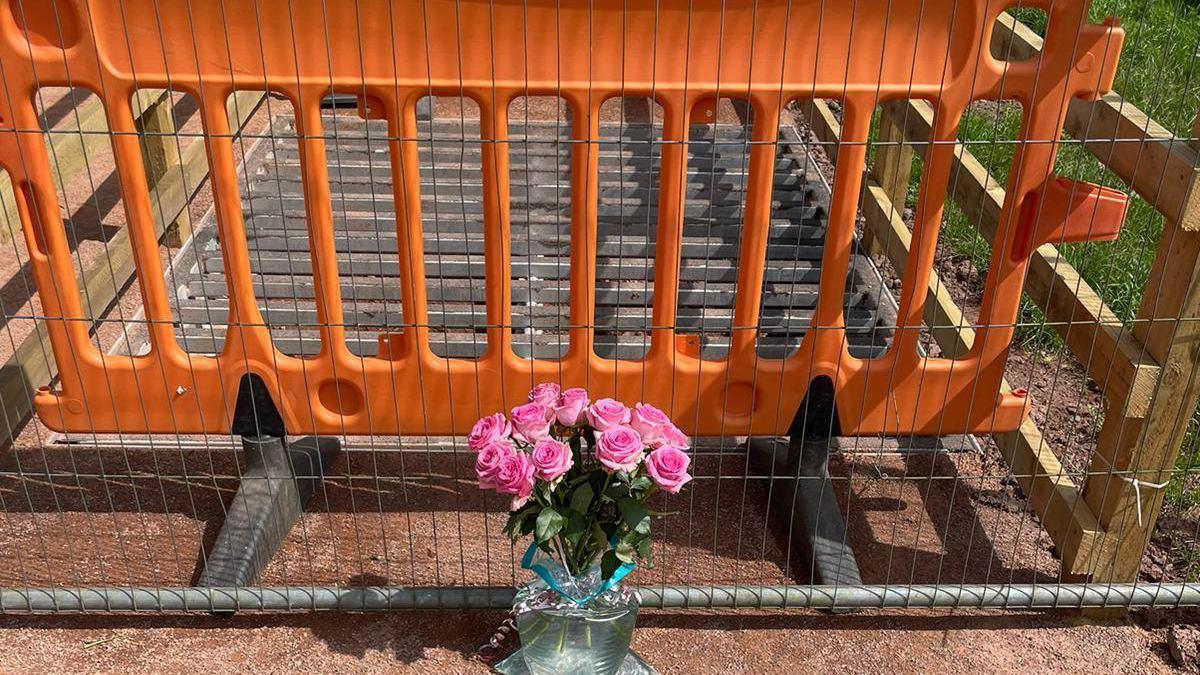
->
(0, 0), (1197, 613)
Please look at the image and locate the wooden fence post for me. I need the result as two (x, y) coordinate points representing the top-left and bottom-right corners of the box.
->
(871, 101), (914, 212)
(134, 90), (190, 248)
(866, 100), (914, 255)
(1082, 111), (1200, 581)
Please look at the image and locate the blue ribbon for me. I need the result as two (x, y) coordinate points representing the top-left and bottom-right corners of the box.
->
(521, 541), (635, 606)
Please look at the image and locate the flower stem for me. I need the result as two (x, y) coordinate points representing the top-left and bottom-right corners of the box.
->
(552, 534), (575, 577)
(573, 473), (613, 572)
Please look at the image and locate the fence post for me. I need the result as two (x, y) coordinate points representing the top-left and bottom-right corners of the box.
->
(866, 101), (914, 255)
(134, 89), (190, 247)
(1083, 111), (1200, 581)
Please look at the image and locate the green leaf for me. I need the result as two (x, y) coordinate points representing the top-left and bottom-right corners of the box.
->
(605, 483), (629, 501)
(561, 508), (587, 545)
(503, 504), (539, 540)
(591, 523), (608, 552)
(535, 507), (564, 543)
(615, 538), (637, 564)
(600, 521), (618, 541)
(600, 549), (622, 581)
(618, 498), (650, 534)
(629, 475), (652, 492)
(570, 483), (595, 516)
(520, 513), (538, 536)
(635, 535), (652, 559)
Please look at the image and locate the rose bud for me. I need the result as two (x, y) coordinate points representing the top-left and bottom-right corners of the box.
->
(555, 388), (590, 427)
(468, 412), (511, 452)
(586, 398), (631, 432)
(595, 425), (645, 474)
(644, 445), (693, 493)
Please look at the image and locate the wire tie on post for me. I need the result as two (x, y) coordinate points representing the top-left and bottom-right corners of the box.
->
(1119, 475), (1170, 527)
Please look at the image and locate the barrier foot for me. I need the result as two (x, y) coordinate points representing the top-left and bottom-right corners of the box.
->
(747, 378), (862, 602)
(747, 438), (863, 588)
(197, 435), (340, 589)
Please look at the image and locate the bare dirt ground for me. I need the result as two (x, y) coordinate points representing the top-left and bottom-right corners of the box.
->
(0, 94), (1195, 673)
(0, 444), (1185, 673)
(0, 608), (1179, 674)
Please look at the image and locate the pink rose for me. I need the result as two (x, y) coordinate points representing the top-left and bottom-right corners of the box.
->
(651, 422), (690, 449)
(469, 412), (511, 451)
(511, 402), (552, 443)
(530, 438), (573, 483)
(528, 382), (561, 413)
(630, 403), (671, 445)
(555, 388), (589, 427)
(494, 449), (535, 510)
(586, 398), (631, 432)
(475, 438), (515, 489)
(644, 445), (692, 493)
(595, 425), (645, 474)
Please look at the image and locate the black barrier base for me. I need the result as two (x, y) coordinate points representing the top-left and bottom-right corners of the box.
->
(747, 377), (862, 601)
(197, 435), (340, 588)
(746, 437), (863, 587)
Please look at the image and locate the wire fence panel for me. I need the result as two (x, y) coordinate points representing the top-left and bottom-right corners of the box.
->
(0, 0), (1196, 612)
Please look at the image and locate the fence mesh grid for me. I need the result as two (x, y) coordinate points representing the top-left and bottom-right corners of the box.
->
(0, 0), (1197, 612)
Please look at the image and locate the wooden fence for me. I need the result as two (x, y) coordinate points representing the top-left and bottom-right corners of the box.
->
(805, 13), (1200, 582)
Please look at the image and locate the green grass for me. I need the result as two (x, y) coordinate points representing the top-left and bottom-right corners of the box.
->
(943, 1), (1199, 351)
(938, 1), (1200, 517)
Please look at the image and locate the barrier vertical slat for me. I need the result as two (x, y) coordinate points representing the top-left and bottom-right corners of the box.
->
(648, 99), (688, 362)
(806, 95), (869, 365)
(294, 92), (346, 358)
(391, 94), (431, 358)
(104, 88), (177, 354)
(892, 101), (960, 364)
(198, 88), (269, 360)
(479, 96), (513, 363)
(8, 92), (91, 386)
(730, 98), (781, 363)
(568, 94), (600, 362)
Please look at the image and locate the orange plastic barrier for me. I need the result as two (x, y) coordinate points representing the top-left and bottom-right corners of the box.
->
(0, 0), (1124, 436)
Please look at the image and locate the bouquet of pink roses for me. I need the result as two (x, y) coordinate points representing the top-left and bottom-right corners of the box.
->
(471, 383), (692, 581)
